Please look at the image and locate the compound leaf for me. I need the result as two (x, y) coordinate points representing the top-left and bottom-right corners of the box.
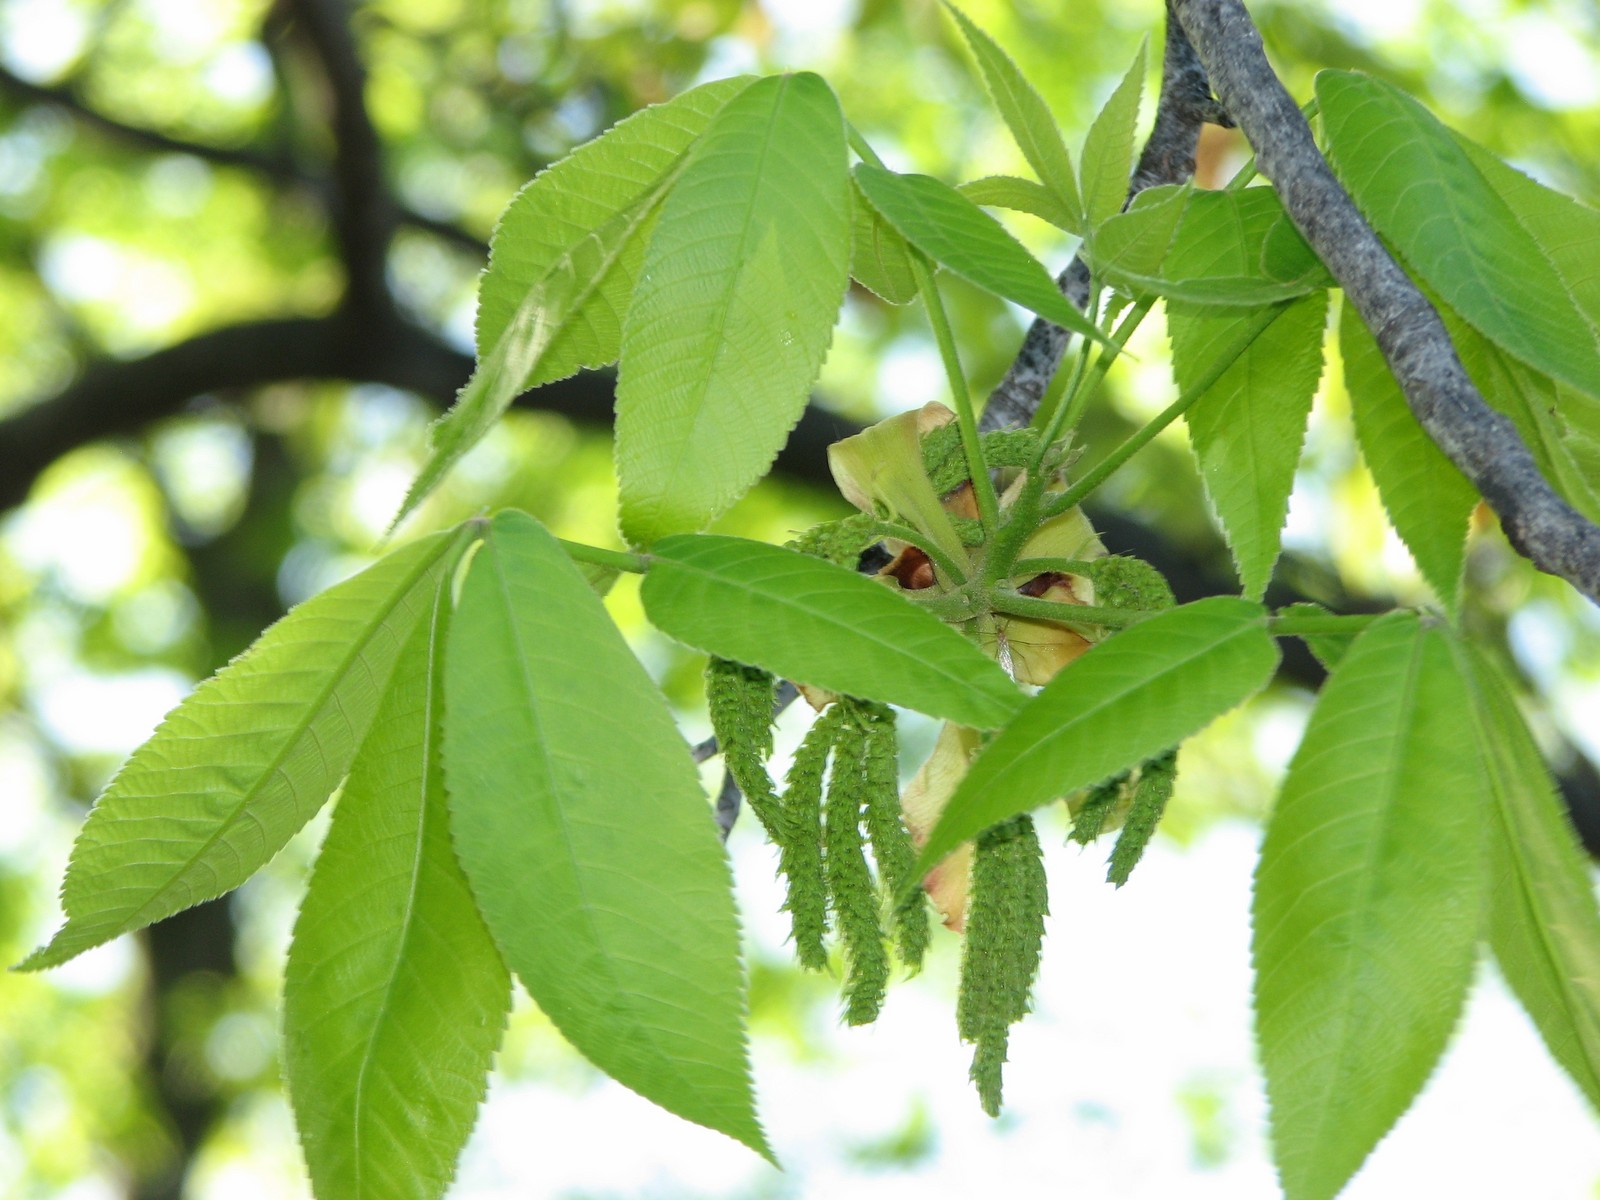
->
(444, 511), (768, 1158)
(641, 534), (1023, 730)
(1340, 301), (1477, 612)
(915, 597), (1278, 873)
(1318, 70), (1600, 399)
(1173, 291), (1327, 601)
(853, 163), (1111, 347)
(1253, 615), (1488, 1200)
(19, 528), (469, 971)
(617, 72), (851, 546)
(285, 567), (510, 1200)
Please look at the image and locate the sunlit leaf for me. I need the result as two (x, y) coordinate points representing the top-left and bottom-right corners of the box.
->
(850, 175), (921, 304)
(444, 511), (769, 1158)
(1318, 70), (1600, 399)
(1442, 308), (1600, 525)
(475, 76), (755, 385)
(1173, 292), (1326, 600)
(957, 174), (1080, 232)
(1340, 301), (1476, 612)
(853, 164), (1111, 347)
(943, 2), (1083, 230)
(1091, 185), (1331, 305)
(19, 528), (470, 971)
(1079, 41), (1146, 229)
(641, 533), (1023, 730)
(285, 568), (510, 1200)
(393, 77), (755, 531)
(915, 597), (1277, 873)
(617, 73), (851, 546)
(1254, 615), (1488, 1200)
(1467, 647), (1600, 1115)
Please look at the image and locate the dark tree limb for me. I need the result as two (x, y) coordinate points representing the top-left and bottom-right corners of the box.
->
(1172, 0), (1600, 605)
(284, 0), (394, 318)
(980, 0), (1229, 433)
(0, 62), (488, 257)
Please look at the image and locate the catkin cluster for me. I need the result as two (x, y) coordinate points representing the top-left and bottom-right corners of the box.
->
(705, 667), (929, 1025)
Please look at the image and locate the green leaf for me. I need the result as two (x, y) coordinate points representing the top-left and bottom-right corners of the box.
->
(1090, 185), (1332, 305)
(444, 511), (768, 1158)
(1339, 300), (1476, 612)
(1253, 615), (1488, 1200)
(285, 565), (509, 1200)
(1078, 41), (1146, 229)
(942, 2), (1083, 230)
(1467, 647), (1600, 1115)
(850, 175), (921, 304)
(957, 175), (1080, 232)
(1442, 307), (1600, 525)
(19, 529), (469, 971)
(1173, 292), (1327, 601)
(1317, 70), (1600, 398)
(617, 73), (851, 546)
(475, 76), (754, 388)
(853, 164), (1111, 347)
(1454, 134), (1600, 335)
(392, 77), (755, 532)
(640, 534), (1023, 730)
(915, 597), (1278, 873)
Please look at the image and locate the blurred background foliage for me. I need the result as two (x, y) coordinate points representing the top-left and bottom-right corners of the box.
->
(1, 0), (1598, 1197)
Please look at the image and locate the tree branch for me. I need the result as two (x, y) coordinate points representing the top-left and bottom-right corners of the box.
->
(980, 0), (1229, 433)
(0, 62), (488, 257)
(1171, 0), (1600, 605)
(284, 0), (393, 318)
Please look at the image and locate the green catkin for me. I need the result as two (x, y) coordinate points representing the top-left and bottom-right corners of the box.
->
(785, 511), (884, 568)
(1070, 771), (1130, 845)
(823, 711), (890, 1025)
(779, 705), (843, 972)
(704, 657), (782, 840)
(857, 702), (930, 971)
(958, 813), (1048, 1117)
(1106, 749), (1179, 887)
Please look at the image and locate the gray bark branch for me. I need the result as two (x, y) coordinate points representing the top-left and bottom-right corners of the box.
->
(1172, 0), (1600, 604)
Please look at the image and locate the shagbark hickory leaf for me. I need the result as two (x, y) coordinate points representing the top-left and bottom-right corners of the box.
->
(1318, 70), (1600, 399)
(942, 2), (1083, 231)
(444, 511), (769, 1158)
(1078, 40), (1146, 229)
(1173, 291), (1327, 601)
(641, 534), (1023, 730)
(616, 72), (851, 546)
(1340, 302), (1476, 612)
(957, 175), (1080, 233)
(393, 76), (755, 532)
(852, 164), (1112, 348)
(474, 75), (755, 388)
(285, 566), (510, 1200)
(18, 528), (469, 972)
(1091, 186), (1331, 305)
(1253, 615), (1488, 1200)
(850, 175), (921, 304)
(1467, 647), (1600, 1114)
(1442, 306), (1600, 526)
(914, 597), (1278, 874)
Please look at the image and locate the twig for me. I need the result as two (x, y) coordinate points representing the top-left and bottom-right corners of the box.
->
(980, 0), (1229, 433)
(1171, 0), (1600, 604)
